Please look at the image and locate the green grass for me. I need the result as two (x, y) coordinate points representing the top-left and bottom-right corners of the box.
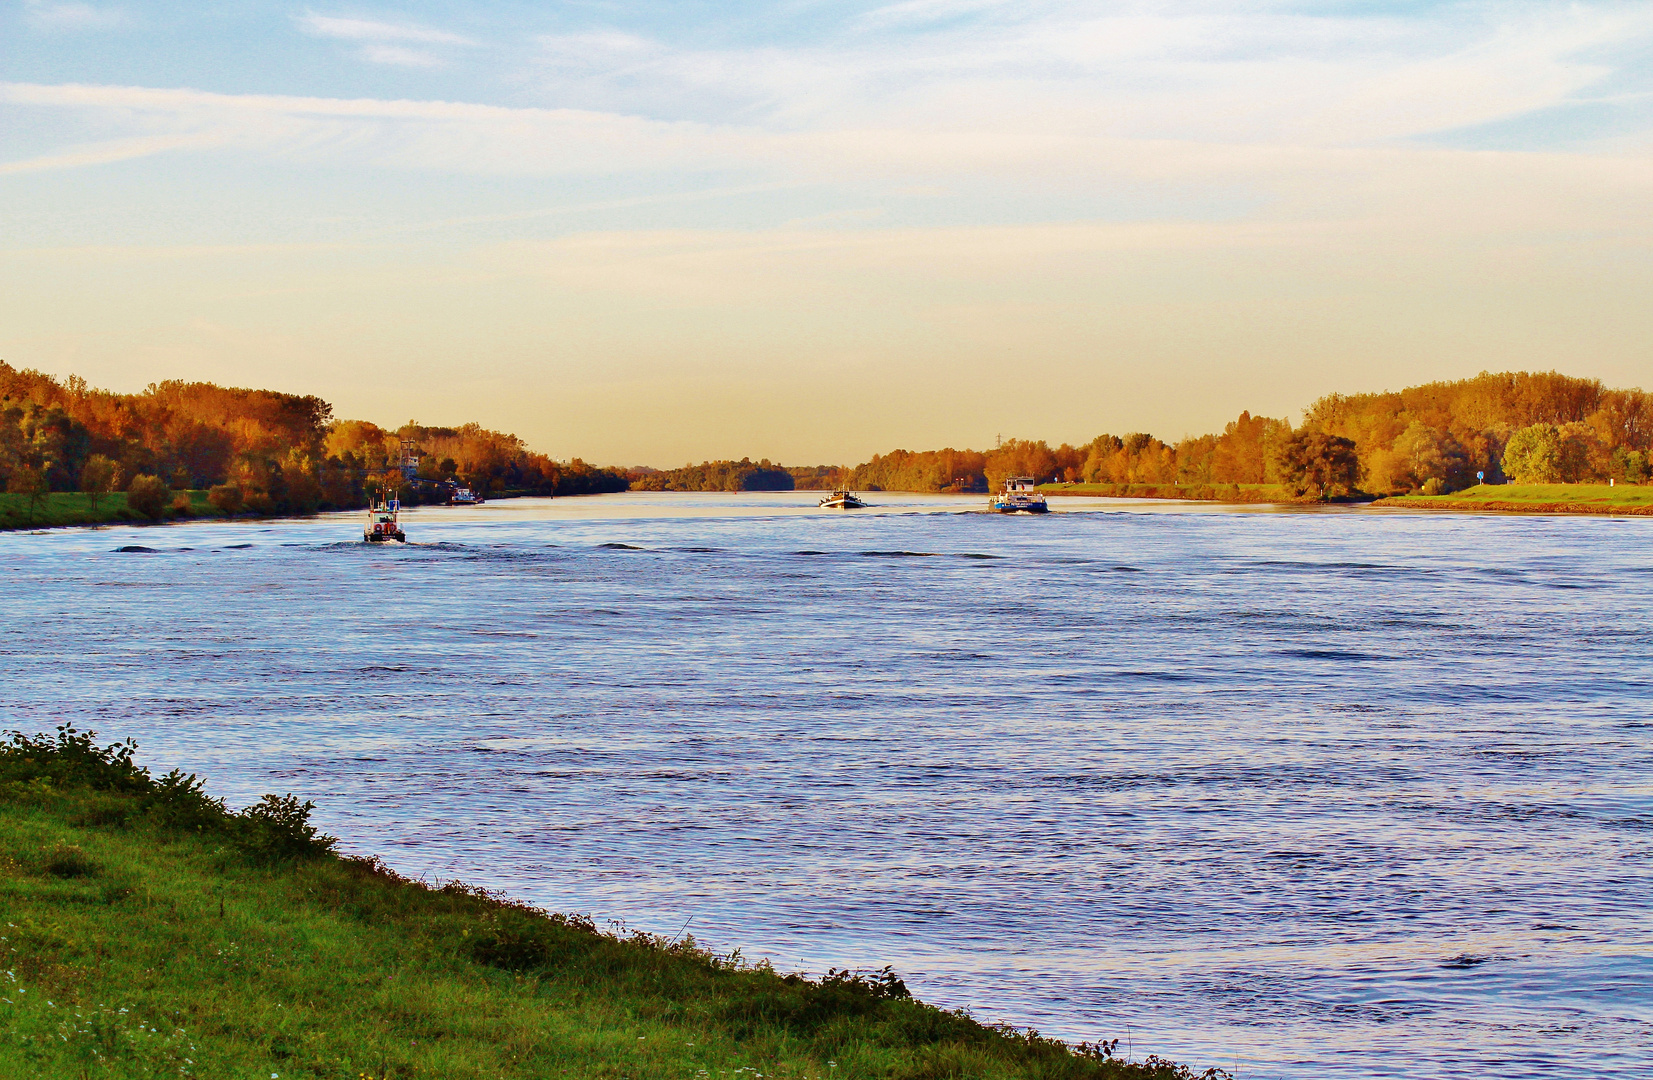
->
(0, 729), (1214, 1080)
(1376, 483), (1653, 512)
(0, 491), (231, 531)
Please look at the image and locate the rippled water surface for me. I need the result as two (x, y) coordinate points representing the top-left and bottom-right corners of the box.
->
(3, 492), (1650, 1077)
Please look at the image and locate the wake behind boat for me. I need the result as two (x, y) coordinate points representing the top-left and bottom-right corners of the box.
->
(819, 489), (868, 509)
(988, 477), (1049, 514)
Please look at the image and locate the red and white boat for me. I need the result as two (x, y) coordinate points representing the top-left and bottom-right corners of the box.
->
(364, 496), (406, 542)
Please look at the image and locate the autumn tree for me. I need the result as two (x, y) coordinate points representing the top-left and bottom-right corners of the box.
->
(1387, 422), (1471, 494)
(1271, 432), (1360, 500)
(7, 464), (49, 524)
(79, 454), (118, 513)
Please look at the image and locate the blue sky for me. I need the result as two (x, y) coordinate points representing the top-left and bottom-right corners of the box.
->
(4, 1), (1652, 463)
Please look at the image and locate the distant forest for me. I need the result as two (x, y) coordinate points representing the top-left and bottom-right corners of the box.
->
(0, 363), (626, 515)
(631, 371), (1653, 500)
(6, 366), (1646, 513)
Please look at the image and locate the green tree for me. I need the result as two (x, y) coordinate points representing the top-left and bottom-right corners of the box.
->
(79, 454), (117, 514)
(1500, 423), (1563, 483)
(1623, 449), (1649, 485)
(1391, 422), (1471, 493)
(6, 464), (49, 525)
(126, 474), (170, 519)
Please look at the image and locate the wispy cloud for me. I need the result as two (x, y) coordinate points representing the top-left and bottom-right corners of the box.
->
(358, 44), (446, 68)
(0, 134), (212, 175)
(4, 78), (1652, 253)
(0, 82), (745, 175)
(296, 13), (475, 46)
(529, 2), (1653, 147)
(4, 5), (1652, 199)
(23, 0), (125, 31)
(296, 11), (477, 68)
(852, 0), (1017, 32)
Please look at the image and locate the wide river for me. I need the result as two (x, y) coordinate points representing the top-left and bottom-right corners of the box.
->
(2, 493), (1649, 1077)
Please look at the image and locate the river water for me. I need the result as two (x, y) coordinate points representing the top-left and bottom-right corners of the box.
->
(2, 493), (1649, 1077)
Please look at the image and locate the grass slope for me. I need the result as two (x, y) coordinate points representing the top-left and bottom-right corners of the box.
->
(1374, 483), (1653, 515)
(0, 491), (231, 531)
(0, 730), (1214, 1080)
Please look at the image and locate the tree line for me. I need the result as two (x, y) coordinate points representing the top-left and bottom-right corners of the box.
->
(627, 459), (798, 492)
(0, 363), (626, 518)
(624, 372), (1653, 501)
(8, 365), (1642, 514)
(849, 370), (1652, 499)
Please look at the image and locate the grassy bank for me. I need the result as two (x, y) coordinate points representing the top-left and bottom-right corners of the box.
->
(1374, 483), (1653, 515)
(0, 491), (231, 531)
(0, 728), (1214, 1080)
(1038, 482), (1299, 504)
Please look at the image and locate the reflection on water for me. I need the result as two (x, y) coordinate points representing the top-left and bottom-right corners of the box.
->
(2, 493), (1650, 1078)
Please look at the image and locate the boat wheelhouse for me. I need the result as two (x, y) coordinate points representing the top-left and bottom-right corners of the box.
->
(818, 489), (868, 509)
(988, 477), (1049, 514)
(364, 496), (406, 542)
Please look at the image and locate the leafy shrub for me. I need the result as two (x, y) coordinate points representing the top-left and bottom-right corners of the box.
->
(125, 475), (169, 519)
(1, 726), (149, 793)
(207, 484), (244, 514)
(3, 726), (328, 863)
(822, 965), (911, 1000)
(237, 794), (337, 862)
(142, 769), (227, 830)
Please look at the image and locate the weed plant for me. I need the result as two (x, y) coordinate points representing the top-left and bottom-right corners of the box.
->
(0, 726), (1224, 1080)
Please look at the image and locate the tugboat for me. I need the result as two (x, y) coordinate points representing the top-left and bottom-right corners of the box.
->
(988, 477), (1049, 514)
(449, 483), (483, 506)
(818, 489), (868, 509)
(364, 495), (406, 542)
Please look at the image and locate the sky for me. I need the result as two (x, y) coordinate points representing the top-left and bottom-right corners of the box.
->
(2, 1), (1652, 466)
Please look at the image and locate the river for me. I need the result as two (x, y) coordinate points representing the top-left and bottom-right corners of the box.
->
(2, 492), (1649, 1078)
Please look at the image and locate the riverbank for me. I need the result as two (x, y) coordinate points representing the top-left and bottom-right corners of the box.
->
(1373, 483), (1653, 515)
(0, 490), (256, 531)
(0, 728), (1209, 1080)
(1039, 482), (1303, 503)
(0, 490), (587, 533)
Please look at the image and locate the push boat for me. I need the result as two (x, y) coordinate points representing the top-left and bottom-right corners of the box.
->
(449, 485), (484, 505)
(819, 489), (868, 509)
(988, 477), (1049, 514)
(364, 497), (406, 542)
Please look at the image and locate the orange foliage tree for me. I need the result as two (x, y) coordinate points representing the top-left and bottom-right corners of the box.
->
(0, 362), (626, 515)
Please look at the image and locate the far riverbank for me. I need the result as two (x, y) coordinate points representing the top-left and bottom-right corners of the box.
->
(1039, 481), (1653, 515)
(0, 489), (548, 533)
(1372, 483), (1653, 515)
(0, 489), (227, 531)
